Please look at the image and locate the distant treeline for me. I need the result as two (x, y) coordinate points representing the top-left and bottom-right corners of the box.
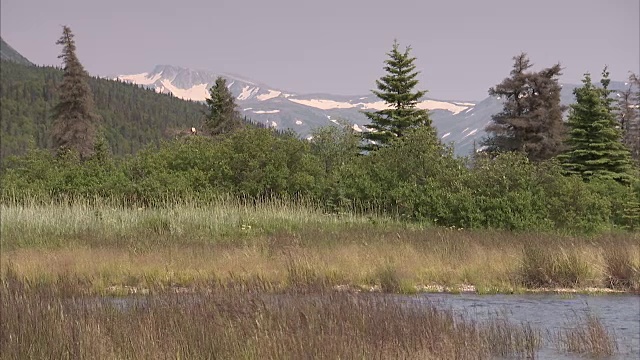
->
(1, 60), (213, 160)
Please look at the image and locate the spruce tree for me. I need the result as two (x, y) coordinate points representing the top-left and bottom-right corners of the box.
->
(205, 76), (243, 136)
(561, 70), (634, 183)
(50, 26), (99, 159)
(361, 40), (433, 152)
(483, 53), (566, 162)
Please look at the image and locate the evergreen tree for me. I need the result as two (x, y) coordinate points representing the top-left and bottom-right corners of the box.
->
(50, 26), (99, 159)
(361, 40), (433, 152)
(561, 70), (634, 183)
(205, 76), (243, 136)
(617, 73), (640, 164)
(483, 53), (566, 162)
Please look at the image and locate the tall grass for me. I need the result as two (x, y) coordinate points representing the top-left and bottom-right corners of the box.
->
(0, 196), (413, 250)
(1, 200), (639, 293)
(554, 312), (618, 356)
(519, 244), (593, 288)
(602, 244), (639, 289)
(0, 273), (544, 360)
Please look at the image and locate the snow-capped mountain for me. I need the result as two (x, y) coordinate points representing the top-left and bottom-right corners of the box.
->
(117, 65), (631, 156)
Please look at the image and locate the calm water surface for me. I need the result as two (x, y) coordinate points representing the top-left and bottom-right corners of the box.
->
(399, 293), (640, 359)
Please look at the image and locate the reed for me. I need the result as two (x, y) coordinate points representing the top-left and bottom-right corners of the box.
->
(554, 312), (618, 356)
(1, 200), (638, 294)
(602, 243), (639, 290)
(0, 274), (543, 360)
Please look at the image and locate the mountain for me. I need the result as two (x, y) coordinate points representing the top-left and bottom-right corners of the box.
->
(0, 37), (33, 66)
(119, 65), (633, 156)
(117, 65), (480, 155)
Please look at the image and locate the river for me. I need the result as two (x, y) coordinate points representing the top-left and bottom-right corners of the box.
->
(397, 293), (640, 359)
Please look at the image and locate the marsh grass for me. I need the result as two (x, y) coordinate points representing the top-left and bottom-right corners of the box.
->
(0, 196), (412, 250)
(1, 200), (638, 294)
(484, 312), (542, 358)
(554, 312), (618, 356)
(0, 275), (544, 360)
(602, 244), (639, 290)
(519, 244), (594, 288)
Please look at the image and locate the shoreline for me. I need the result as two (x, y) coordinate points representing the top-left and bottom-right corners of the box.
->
(93, 283), (638, 297)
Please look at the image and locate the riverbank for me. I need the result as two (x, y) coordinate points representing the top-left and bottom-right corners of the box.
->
(1, 201), (638, 296)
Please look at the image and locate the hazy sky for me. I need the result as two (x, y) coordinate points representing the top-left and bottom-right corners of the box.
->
(1, 0), (638, 100)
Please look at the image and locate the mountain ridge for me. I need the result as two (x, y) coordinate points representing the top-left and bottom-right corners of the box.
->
(0, 37), (33, 66)
(118, 64), (632, 156)
(118, 65), (486, 154)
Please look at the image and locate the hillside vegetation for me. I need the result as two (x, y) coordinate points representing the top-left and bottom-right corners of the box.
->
(0, 60), (208, 159)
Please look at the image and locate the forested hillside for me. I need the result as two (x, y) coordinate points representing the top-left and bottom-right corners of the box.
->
(0, 60), (208, 159)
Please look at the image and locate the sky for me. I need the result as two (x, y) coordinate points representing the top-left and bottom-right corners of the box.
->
(1, 0), (639, 101)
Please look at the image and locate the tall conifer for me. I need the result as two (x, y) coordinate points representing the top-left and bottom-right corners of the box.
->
(561, 70), (634, 183)
(51, 26), (99, 159)
(205, 76), (243, 136)
(483, 53), (566, 162)
(361, 40), (433, 152)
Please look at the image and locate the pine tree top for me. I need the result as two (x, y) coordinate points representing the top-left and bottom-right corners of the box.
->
(561, 70), (635, 183)
(361, 40), (433, 152)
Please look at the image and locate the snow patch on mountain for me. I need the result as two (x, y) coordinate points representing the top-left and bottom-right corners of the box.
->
(463, 129), (478, 138)
(117, 72), (162, 85)
(253, 110), (280, 114)
(288, 98), (472, 114)
(289, 98), (357, 110)
(157, 80), (209, 101)
(238, 86), (258, 100)
(257, 90), (281, 101)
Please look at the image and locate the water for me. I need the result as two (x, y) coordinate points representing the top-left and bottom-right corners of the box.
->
(398, 293), (640, 359)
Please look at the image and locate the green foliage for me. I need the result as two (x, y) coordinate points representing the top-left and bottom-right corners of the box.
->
(361, 40), (433, 152)
(2, 121), (636, 234)
(222, 128), (323, 198)
(310, 121), (362, 212)
(561, 70), (635, 183)
(467, 153), (552, 231)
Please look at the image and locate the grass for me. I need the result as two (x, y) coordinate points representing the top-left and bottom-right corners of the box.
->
(0, 199), (631, 358)
(0, 272), (545, 360)
(0, 198), (638, 295)
(554, 312), (618, 356)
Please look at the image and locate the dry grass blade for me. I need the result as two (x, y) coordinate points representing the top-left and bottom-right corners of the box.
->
(1, 277), (547, 360)
(554, 312), (618, 356)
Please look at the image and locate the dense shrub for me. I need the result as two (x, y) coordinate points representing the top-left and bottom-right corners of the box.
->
(2, 125), (638, 234)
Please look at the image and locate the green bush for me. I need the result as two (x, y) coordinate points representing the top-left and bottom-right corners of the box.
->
(1, 124), (637, 235)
